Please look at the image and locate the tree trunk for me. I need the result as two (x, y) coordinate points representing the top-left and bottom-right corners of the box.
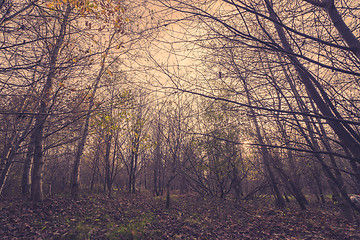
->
(128, 114), (142, 194)
(31, 4), (70, 203)
(0, 120), (33, 196)
(70, 32), (116, 199)
(128, 154), (134, 193)
(233, 51), (285, 208)
(104, 133), (112, 197)
(266, 0), (360, 163)
(132, 151), (139, 194)
(306, 0), (360, 60)
(166, 182), (171, 209)
(246, 92), (284, 208)
(153, 123), (162, 196)
(90, 144), (100, 192)
(31, 111), (46, 203)
(0, 158), (13, 196)
(22, 132), (35, 197)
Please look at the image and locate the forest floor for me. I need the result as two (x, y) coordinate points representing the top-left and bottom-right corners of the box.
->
(1, 192), (360, 239)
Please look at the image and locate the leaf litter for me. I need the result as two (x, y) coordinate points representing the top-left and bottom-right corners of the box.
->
(1, 193), (359, 239)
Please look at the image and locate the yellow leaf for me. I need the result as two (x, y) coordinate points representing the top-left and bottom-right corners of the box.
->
(125, 18), (129, 22)
(107, 69), (113, 76)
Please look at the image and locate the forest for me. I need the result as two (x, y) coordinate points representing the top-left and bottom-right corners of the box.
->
(1, 0), (360, 239)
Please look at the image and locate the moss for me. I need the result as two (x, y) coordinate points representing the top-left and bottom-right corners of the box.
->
(105, 211), (153, 240)
(63, 221), (93, 240)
